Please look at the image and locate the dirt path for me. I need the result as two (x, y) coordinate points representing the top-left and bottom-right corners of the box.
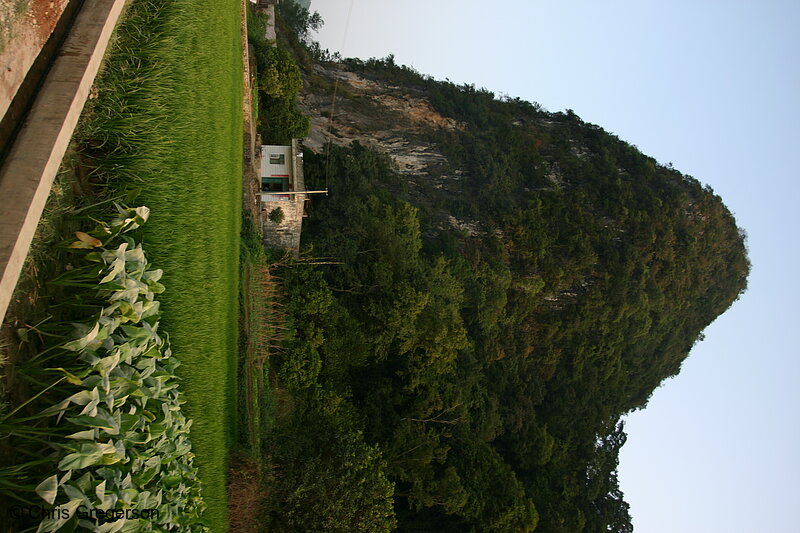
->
(241, 0), (261, 227)
(225, 7), (266, 532)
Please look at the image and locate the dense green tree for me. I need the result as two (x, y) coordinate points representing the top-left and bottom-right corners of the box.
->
(259, 47), (303, 99)
(263, 410), (396, 533)
(277, 0), (323, 41)
(260, 30), (749, 531)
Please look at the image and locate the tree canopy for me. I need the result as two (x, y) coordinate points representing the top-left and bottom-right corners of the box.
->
(262, 11), (749, 532)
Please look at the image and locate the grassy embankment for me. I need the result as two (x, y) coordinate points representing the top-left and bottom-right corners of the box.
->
(230, 216), (284, 533)
(238, 217), (273, 465)
(73, 0), (243, 529)
(237, 0), (310, 466)
(224, 8), (314, 527)
(229, 11), (288, 522)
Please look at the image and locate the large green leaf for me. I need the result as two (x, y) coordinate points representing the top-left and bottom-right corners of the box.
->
(36, 499), (81, 532)
(35, 475), (58, 505)
(63, 322), (101, 352)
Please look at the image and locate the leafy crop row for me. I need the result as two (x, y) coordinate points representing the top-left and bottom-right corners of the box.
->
(1, 207), (206, 532)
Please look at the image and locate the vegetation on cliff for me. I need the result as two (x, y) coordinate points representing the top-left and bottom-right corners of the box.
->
(262, 4), (749, 532)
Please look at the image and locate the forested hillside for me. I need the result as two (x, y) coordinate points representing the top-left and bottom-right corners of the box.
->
(262, 6), (749, 532)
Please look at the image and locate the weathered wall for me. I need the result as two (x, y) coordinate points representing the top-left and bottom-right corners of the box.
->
(299, 64), (485, 236)
(0, 0), (127, 324)
(0, 0), (71, 119)
(261, 198), (304, 254)
(264, 4), (275, 44)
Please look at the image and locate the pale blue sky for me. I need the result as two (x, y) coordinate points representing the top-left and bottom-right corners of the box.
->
(311, 2), (800, 531)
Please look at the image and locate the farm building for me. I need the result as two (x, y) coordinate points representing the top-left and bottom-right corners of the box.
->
(259, 141), (308, 256)
(250, 0), (280, 15)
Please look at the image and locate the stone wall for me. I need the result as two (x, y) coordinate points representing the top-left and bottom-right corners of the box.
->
(261, 197), (304, 255)
(260, 140), (305, 256)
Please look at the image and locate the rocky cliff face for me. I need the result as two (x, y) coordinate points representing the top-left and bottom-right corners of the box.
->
(298, 63), (491, 234)
(299, 64), (463, 164)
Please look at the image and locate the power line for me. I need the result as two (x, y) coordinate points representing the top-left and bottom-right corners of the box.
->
(323, 0), (355, 194)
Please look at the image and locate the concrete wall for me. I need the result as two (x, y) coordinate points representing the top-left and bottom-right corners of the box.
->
(264, 5), (276, 45)
(0, 0), (72, 120)
(261, 144), (292, 180)
(261, 197), (304, 254)
(0, 0), (128, 324)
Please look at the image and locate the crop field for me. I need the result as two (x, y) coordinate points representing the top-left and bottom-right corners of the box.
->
(73, 0), (243, 529)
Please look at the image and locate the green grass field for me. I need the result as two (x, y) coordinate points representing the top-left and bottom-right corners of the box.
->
(76, 0), (243, 529)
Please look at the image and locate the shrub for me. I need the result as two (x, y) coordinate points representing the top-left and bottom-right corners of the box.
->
(259, 46), (303, 100)
(268, 207), (285, 225)
(261, 97), (310, 144)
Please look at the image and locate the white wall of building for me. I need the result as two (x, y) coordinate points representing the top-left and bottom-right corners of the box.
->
(260, 145), (293, 179)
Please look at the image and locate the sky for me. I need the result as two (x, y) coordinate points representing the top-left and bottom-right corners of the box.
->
(309, 1), (800, 532)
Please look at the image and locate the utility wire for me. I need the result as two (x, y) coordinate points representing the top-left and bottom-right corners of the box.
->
(324, 0), (355, 195)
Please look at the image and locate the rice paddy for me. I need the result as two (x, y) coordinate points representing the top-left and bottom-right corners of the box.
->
(0, 0), (244, 528)
(72, 0), (244, 529)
